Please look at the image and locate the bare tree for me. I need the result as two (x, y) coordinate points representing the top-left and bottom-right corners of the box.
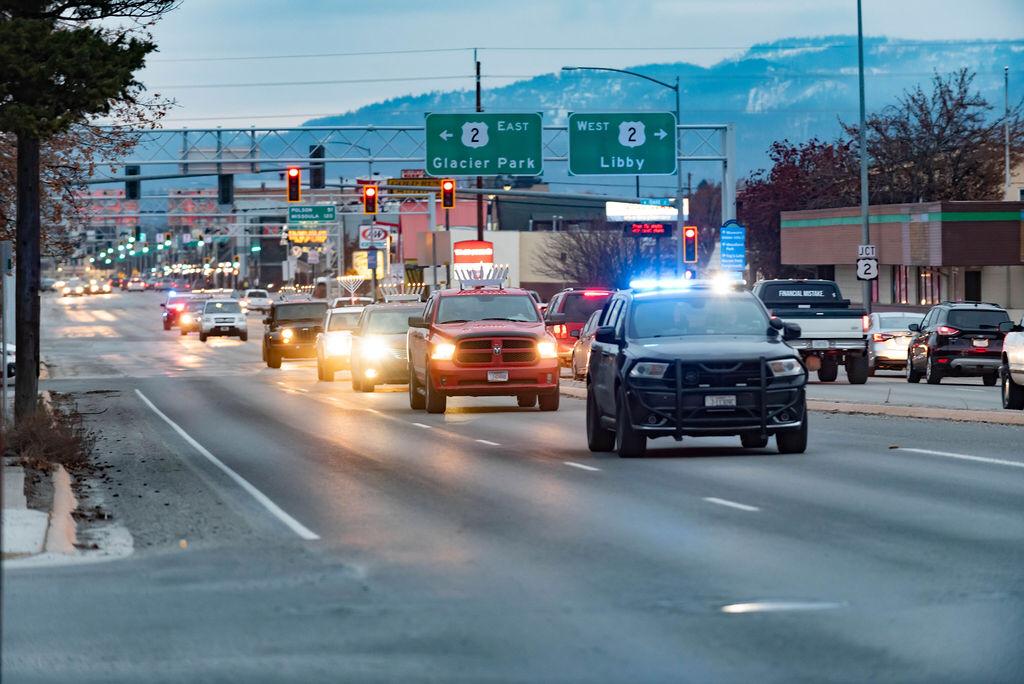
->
(537, 227), (661, 290)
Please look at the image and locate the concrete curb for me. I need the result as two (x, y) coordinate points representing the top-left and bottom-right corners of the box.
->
(559, 382), (1024, 425)
(43, 465), (78, 555)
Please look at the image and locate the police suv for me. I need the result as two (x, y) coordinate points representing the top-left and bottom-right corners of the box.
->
(585, 278), (809, 457)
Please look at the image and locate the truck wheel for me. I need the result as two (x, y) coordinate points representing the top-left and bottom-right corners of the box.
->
(817, 357), (838, 382)
(316, 361), (325, 381)
(199, 332), (208, 343)
(615, 387), (646, 458)
(180, 328), (188, 336)
(239, 332), (248, 342)
(776, 411), (808, 454)
(323, 364), (335, 382)
(586, 386), (615, 452)
(538, 391), (559, 412)
(517, 393), (536, 408)
(424, 371), (446, 414)
(350, 373), (362, 392)
(982, 373), (997, 387)
(408, 365), (425, 410)
(925, 357), (943, 384)
(740, 433), (769, 448)
(267, 350), (281, 369)
(845, 354), (869, 384)
(1002, 365), (1024, 410)
(906, 355), (922, 383)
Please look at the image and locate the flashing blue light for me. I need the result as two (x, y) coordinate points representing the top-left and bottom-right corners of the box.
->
(168, 290), (177, 297)
(629, 277), (694, 291)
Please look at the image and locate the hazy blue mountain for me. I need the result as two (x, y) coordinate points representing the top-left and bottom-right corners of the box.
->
(305, 36), (1023, 183)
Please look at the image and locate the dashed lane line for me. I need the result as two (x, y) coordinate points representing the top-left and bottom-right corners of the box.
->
(703, 497), (760, 512)
(412, 422), (433, 429)
(476, 439), (501, 446)
(563, 461), (601, 472)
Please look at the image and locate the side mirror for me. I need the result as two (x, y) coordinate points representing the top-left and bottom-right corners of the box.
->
(545, 312), (567, 325)
(782, 323), (802, 341)
(408, 316), (428, 328)
(569, 329), (581, 339)
(997, 320), (1022, 334)
(768, 317), (784, 331)
(160, 303), (166, 308)
(908, 323), (920, 332)
(595, 325), (619, 345)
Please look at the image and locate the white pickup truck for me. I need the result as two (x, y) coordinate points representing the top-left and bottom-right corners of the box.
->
(999, 316), (1024, 409)
(752, 279), (870, 384)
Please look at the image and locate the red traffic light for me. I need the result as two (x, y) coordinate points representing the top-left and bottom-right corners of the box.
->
(441, 178), (456, 209)
(362, 184), (379, 214)
(287, 167), (299, 178)
(684, 227), (696, 238)
(682, 225), (698, 263)
(286, 166), (301, 202)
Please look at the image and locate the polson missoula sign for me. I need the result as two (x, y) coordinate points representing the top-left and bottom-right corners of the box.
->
(452, 240), (495, 264)
(287, 205), (336, 222)
(425, 113), (543, 177)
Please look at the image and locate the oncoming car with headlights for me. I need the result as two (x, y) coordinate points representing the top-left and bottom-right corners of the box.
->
(315, 306), (363, 382)
(349, 303), (424, 392)
(586, 279), (808, 458)
(177, 298), (208, 335)
(262, 301), (328, 368)
(198, 299), (247, 342)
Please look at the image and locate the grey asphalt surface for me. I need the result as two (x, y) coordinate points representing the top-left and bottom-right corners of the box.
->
(3, 292), (1023, 683)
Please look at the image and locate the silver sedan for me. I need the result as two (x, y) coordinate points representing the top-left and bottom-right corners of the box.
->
(867, 311), (923, 373)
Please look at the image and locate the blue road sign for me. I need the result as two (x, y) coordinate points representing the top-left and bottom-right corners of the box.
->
(719, 223), (746, 273)
(367, 249), (378, 270)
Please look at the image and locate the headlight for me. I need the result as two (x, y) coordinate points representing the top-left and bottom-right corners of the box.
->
(361, 337), (389, 360)
(74, 286), (84, 294)
(325, 335), (351, 356)
(629, 362), (669, 379)
(431, 341), (456, 361)
(62, 287), (71, 295)
(281, 328), (294, 341)
(180, 313), (193, 324)
(768, 358), (804, 377)
(239, 300), (248, 309)
(537, 340), (558, 359)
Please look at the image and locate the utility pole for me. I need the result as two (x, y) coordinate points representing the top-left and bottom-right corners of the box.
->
(475, 49), (484, 242)
(1005, 66), (1012, 199)
(857, 0), (872, 313)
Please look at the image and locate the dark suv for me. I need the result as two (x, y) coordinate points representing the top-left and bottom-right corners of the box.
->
(906, 302), (1011, 385)
(262, 301), (328, 369)
(544, 288), (613, 365)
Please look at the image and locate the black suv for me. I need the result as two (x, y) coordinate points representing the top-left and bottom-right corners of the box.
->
(586, 281), (808, 458)
(262, 301), (328, 369)
(906, 302), (1010, 385)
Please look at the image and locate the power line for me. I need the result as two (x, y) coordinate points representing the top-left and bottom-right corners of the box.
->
(150, 74), (528, 89)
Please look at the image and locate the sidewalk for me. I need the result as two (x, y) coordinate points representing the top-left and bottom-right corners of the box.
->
(2, 464), (49, 558)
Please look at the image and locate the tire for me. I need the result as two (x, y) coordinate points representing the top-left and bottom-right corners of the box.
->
(982, 373), (997, 387)
(360, 381), (375, 393)
(906, 355), (922, 383)
(199, 332), (208, 343)
(1002, 365), (1024, 410)
(776, 410), (808, 454)
(538, 391), (559, 412)
(408, 365), (425, 410)
(586, 385), (615, 452)
(424, 368), (446, 414)
(323, 364), (335, 382)
(317, 361), (325, 381)
(740, 433), (769, 448)
(845, 354), (869, 384)
(267, 350), (281, 369)
(239, 332), (248, 342)
(817, 357), (838, 382)
(180, 328), (187, 336)
(350, 372), (362, 392)
(925, 356), (943, 384)
(615, 387), (646, 458)
(163, 321), (171, 331)
(517, 393), (536, 408)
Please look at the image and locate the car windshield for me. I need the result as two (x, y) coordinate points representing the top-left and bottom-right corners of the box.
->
(187, 300), (206, 312)
(365, 308), (421, 334)
(275, 303), (327, 321)
(877, 313), (922, 330)
(206, 301), (241, 314)
(327, 312), (362, 331)
(947, 309), (1010, 329)
(561, 293), (611, 322)
(629, 294), (769, 338)
(437, 295), (539, 323)
(246, 290), (268, 298)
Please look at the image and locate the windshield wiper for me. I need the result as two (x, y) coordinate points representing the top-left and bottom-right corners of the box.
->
(479, 317), (524, 322)
(439, 319), (469, 324)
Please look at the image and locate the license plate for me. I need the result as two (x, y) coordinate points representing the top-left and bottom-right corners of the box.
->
(705, 395), (737, 408)
(812, 340), (829, 349)
(219, 326), (230, 332)
(487, 370), (509, 383)
(972, 339), (989, 348)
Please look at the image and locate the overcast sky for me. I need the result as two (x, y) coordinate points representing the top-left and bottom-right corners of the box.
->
(136, 0), (1024, 127)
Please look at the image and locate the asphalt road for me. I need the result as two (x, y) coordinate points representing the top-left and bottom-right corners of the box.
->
(4, 292), (1023, 683)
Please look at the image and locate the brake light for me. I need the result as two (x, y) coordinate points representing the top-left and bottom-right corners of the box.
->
(862, 315), (870, 332)
(872, 333), (893, 342)
(171, 303), (185, 311)
(581, 290), (611, 298)
(936, 325), (960, 336)
(551, 324), (568, 338)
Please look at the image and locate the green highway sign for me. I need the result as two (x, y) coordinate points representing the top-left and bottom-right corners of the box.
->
(567, 112), (677, 176)
(425, 113), (543, 177)
(287, 205), (336, 222)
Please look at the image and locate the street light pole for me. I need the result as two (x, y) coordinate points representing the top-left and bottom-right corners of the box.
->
(857, 0), (872, 313)
(562, 66), (683, 275)
(1005, 66), (1011, 199)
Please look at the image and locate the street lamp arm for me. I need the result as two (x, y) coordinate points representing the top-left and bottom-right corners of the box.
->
(561, 66), (677, 92)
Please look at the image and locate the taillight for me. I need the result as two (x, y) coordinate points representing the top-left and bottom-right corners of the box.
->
(171, 303), (185, 311)
(936, 325), (960, 336)
(862, 315), (870, 332)
(872, 333), (893, 342)
(581, 290), (611, 298)
(551, 324), (568, 338)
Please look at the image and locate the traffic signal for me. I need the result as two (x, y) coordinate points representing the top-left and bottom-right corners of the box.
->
(286, 166), (301, 203)
(682, 226), (698, 263)
(362, 184), (378, 214)
(309, 145), (325, 189)
(218, 174), (234, 204)
(125, 165), (140, 200)
(441, 178), (456, 209)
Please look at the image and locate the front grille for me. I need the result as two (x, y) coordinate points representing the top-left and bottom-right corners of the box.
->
(294, 327), (319, 342)
(214, 317), (234, 324)
(671, 361), (765, 388)
(455, 337), (537, 365)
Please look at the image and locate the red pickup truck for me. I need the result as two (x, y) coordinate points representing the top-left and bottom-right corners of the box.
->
(407, 286), (560, 414)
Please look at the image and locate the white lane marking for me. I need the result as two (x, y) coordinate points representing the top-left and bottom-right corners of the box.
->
(363, 408), (380, 414)
(897, 447), (1024, 470)
(135, 389), (320, 541)
(412, 422), (432, 429)
(476, 439), (500, 446)
(563, 461), (600, 472)
(703, 497), (760, 512)
(721, 601), (844, 614)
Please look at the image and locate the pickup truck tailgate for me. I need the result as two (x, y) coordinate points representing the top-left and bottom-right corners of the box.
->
(772, 309), (864, 340)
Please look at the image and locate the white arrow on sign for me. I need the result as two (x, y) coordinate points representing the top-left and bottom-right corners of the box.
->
(439, 130), (453, 141)
(654, 129), (668, 140)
